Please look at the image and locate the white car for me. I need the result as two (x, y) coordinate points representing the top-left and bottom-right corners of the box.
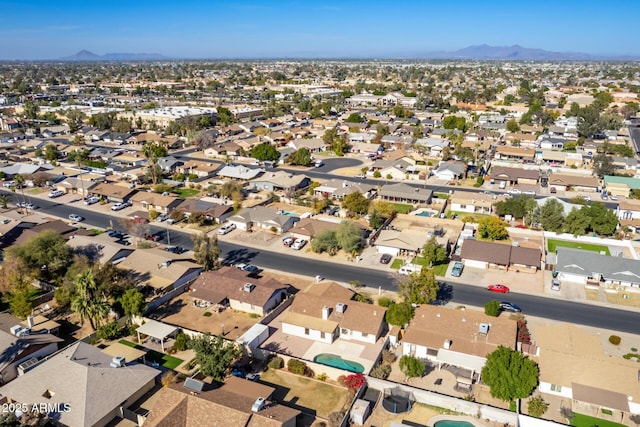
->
(291, 239), (307, 250)
(522, 190), (536, 196)
(48, 190), (65, 198)
(508, 189), (522, 195)
(218, 223), (236, 235)
(68, 214), (84, 222)
(609, 194), (619, 201)
(156, 213), (169, 222)
(84, 196), (100, 205)
(111, 201), (131, 211)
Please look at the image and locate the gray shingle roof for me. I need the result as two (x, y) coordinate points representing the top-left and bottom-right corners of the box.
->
(556, 247), (640, 283)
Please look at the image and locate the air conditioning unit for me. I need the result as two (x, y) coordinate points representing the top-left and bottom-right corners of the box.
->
(443, 340), (452, 349)
(479, 323), (490, 334)
(243, 283), (255, 293)
(110, 356), (125, 368)
(251, 397), (266, 413)
(335, 303), (346, 313)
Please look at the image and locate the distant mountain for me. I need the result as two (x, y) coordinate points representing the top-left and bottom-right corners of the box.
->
(61, 50), (167, 61)
(410, 44), (637, 61)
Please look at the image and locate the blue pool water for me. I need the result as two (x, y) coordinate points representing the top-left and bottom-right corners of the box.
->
(416, 211), (431, 217)
(434, 421), (475, 427)
(280, 211), (299, 217)
(314, 353), (364, 373)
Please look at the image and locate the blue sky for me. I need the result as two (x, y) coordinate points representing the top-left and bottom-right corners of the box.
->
(1, 0), (638, 59)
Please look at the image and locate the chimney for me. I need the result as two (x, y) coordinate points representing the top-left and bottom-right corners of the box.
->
(322, 306), (331, 320)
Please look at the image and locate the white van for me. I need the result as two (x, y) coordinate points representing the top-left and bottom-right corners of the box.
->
(499, 181), (506, 189)
(399, 263), (423, 275)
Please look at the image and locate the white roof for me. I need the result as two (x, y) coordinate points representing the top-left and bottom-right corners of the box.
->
(136, 319), (178, 339)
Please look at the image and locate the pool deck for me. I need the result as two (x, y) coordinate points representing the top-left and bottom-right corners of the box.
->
(429, 415), (489, 427)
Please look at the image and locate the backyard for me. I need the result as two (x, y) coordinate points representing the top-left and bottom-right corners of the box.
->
(547, 239), (610, 255)
(571, 413), (625, 427)
(173, 188), (200, 198)
(392, 203), (414, 214)
(119, 339), (184, 370)
(260, 368), (352, 419)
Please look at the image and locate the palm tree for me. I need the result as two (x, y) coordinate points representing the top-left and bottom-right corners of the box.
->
(13, 174), (26, 215)
(0, 194), (9, 209)
(142, 141), (168, 185)
(70, 270), (110, 330)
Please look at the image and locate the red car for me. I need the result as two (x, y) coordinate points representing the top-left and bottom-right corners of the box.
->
(487, 284), (510, 293)
(145, 234), (162, 242)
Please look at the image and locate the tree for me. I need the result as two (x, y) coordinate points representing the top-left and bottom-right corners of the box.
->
(342, 191), (370, 216)
(192, 232), (221, 271)
(587, 202), (619, 235)
(288, 147), (311, 166)
(4, 283), (34, 319)
(44, 144), (59, 162)
(385, 302), (414, 326)
(345, 113), (364, 123)
(540, 199), (565, 232)
(564, 207), (591, 235)
(70, 270), (110, 330)
(506, 119), (520, 133)
(142, 141), (168, 185)
(216, 106), (235, 126)
(399, 355), (425, 379)
(527, 395), (549, 418)
(494, 195), (536, 219)
(251, 144), (280, 161)
(119, 218), (150, 241)
(477, 216), (509, 241)
(484, 300), (501, 317)
(593, 153), (615, 178)
(311, 230), (340, 255)
(481, 346), (539, 402)
(0, 194), (9, 209)
(7, 229), (72, 279)
(398, 269), (440, 304)
(189, 334), (241, 381)
(422, 236), (448, 267)
(119, 288), (146, 319)
(12, 173), (26, 215)
(335, 221), (363, 253)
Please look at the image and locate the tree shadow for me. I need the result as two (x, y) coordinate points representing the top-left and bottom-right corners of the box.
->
(149, 298), (187, 319)
(221, 248), (259, 267)
(433, 282), (454, 305)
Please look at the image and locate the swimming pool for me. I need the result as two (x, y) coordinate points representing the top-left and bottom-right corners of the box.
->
(314, 353), (364, 373)
(416, 211), (431, 217)
(434, 420), (476, 427)
(279, 210), (299, 217)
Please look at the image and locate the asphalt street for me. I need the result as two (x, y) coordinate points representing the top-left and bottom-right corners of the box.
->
(6, 189), (639, 335)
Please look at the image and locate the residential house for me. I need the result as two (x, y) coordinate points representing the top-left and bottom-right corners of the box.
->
(175, 199), (234, 223)
(504, 133), (538, 148)
(117, 248), (202, 290)
(378, 183), (432, 205)
(611, 156), (638, 175)
(280, 282), (387, 345)
(432, 161), (465, 181)
(555, 247), (640, 288)
(249, 171), (311, 193)
(314, 179), (376, 200)
(374, 229), (430, 257)
(89, 182), (137, 203)
(603, 175), (640, 198)
(204, 141), (242, 158)
(0, 162), (52, 178)
(217, 165), (264, 181)
(548, 173), (599, 192)
(536, 324), (640, 418)
(490, 167), (540, 186)
(129, 192), (184, 214)
(111, 152), (146, 168)
(449, 191), (507, 215)
(539, 136), (569, 150)
(66, 234), (134, 265)
(54, 175), (101, 196)
(370, 159), (419, 180)
(14, 220), (78, 246)
(177, 160), (219, 178)
(401, 305), (516, 388)
(143, 377), (300, 427)
(460, 239), (541, 272)
(286, 138), (326, 153)
(349, 141), (382, 155)
(227, 206), (298, 233)
(290, 218), (360, 241)
(0, 341), (159, 427)
(494, 146), (536, 162)
(190, 267), (290, 315)
(156, 156), (184, 173)
(415, 137), (450, 157)
(0, 315), (62, 384)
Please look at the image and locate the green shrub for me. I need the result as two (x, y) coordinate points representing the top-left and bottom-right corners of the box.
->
(609, 335), (622, 345)
(268, 356), (284, 369)
(173, 332), (190, 351)
(249, 313), (260, 318)
(128, 324), (138, 337)
(149, 210), (160, 220)
(317, 372), (328, 381)
(632, 347), (638, 352)
(484, 300), (501, 317)
(370, 363), (391, 380)
(287, 359), (307, 375)
(382, 349), (397, 364)
(203, 311), (212, 317)
(96, 322), (123, 340)
(378, 297), (394, 307)
(623, 353), (640, 360)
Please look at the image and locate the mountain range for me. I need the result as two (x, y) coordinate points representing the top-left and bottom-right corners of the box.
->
(59, 45), (637, 61)
(60, 50), (167, 61)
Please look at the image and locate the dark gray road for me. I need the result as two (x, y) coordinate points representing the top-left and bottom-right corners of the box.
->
(8, 190), (639, 334)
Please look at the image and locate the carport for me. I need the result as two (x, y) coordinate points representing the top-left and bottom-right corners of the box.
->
(135, 320), (178, 353)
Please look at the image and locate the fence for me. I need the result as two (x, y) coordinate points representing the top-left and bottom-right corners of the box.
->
(143, 281), (193, 314)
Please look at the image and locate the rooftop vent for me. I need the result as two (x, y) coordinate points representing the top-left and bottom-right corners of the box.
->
(443, 340), (452, 349)
(335, 303), (346, 314)
(479, 323), (490, 334)
(251, 397), (266, 413)
(243, 283), (255, 293)
(110, 356), (125, 368)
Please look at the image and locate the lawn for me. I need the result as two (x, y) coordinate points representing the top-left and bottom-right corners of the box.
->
(118, 339), (184, 370)
(173, 188), (200, 198)
(389, 258), (449, 276)
(547, 239), (610, 255)
(448, 211), (491, 222)
(392, 203), (414, 214)
(390, 259), (403, 269)
(571, 413), (625, 427)
(27, 188), (44, 195)
(432, 262), (450, 277)
(433, 193), (450, 200)
(260, 369), (351, 419)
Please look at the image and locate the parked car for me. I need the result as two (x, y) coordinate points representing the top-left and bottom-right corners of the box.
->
(550, 187), (557, 194)
(144, 234), (162, 242)
(354, 173), (366, 179)
(236, 263), (259, 273)
(217, 223), (236, 235)
(500, 302), (522, 313)
(165, 246), (185, 254)
(551, 279), (561, 291)
(107, 230), (125, 239)
(583, 195), (591, 202)
(379, 253), (392, 264)
(451, 261), (464, 277)
(115, 239), (132, 246)
(522, 190), (536, 196)
(156, 213), (169, 222)
(601, 192), (608, 200)
(507, 189), (522, 195)
(291, 239), (307, 250)
(111, 201), (131, 211)
(610, 194), (619, 201)
(68, 214), (84, 222)
(84, 196), (100, 205)
(17, 202), (36, 210)
(282, 236), (296, 247)
(48, 190), (65, 198)
(488, 284), (510, 293)
(314, 160), (324, 168)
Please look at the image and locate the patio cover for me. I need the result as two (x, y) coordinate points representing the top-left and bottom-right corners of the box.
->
(136, 320), (178, 352)
(101, 342), (147, 363)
